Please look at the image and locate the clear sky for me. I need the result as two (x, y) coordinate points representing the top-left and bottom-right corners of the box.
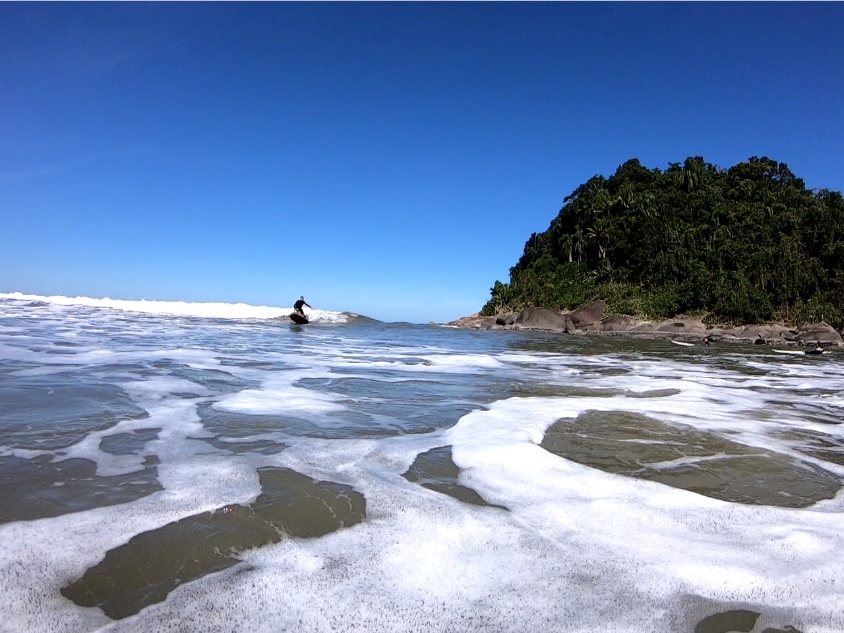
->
(2, 3), (843, 324)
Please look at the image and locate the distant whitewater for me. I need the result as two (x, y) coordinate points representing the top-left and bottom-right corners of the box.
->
(0, 291), (362, 324)
(1, 293), (843, 633)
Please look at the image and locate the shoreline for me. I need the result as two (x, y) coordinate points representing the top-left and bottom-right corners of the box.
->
(446, 302), (844, 348)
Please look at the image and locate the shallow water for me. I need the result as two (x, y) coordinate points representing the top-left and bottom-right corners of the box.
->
(1, 294), (843, 632)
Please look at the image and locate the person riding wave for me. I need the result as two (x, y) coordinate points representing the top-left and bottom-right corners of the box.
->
(293, 296), (311, 317)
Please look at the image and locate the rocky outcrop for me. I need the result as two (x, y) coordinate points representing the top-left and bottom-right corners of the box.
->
(797, 322), (844, 345)
(448, 314), (500, 329)
(446, 308), (843, 347)
(710, 323), (799, 344)
(513, 307), (568, 331)
(600, 314), (641, 332)
(495, 313), (516, 326)
(569, 300), (606, 326)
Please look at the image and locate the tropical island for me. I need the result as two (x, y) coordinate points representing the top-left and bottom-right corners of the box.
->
(454, 156), (844, 346)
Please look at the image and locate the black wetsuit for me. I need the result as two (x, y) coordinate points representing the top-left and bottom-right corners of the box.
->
(294, 299), (311, 314)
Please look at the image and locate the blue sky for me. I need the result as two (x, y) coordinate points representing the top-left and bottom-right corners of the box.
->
(2, 3), (843, 323)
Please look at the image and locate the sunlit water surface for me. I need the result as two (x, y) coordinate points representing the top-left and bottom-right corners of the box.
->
(1, 295), (843, 632)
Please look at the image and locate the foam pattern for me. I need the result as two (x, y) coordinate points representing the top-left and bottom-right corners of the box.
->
(0, 294), (842, 632)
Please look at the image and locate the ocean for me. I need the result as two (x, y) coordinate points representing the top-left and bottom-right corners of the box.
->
(1, 292), (842, 633)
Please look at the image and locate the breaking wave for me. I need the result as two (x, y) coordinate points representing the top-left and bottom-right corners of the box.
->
(0, 292), (362, 324)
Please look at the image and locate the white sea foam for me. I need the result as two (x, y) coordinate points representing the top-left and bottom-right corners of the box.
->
(1, 301), (843, 632)
(0, 291), (349, 323)
(214, 370), (348, 416)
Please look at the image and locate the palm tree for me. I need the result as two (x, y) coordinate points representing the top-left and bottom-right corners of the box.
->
(683, 157), (705, 193)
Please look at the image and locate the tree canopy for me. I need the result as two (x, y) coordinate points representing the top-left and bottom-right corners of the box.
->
(481, 156), (844, 329)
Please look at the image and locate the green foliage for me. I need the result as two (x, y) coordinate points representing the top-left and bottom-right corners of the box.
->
(483, 156), (844, 328)
(714, 282), (774, 324)
(775, 295), (844, 331)
(594, 282), (642, 317)
(480, 280), (515, 316)
(641, 285), (681, 320)
(481, 262), (596, 316)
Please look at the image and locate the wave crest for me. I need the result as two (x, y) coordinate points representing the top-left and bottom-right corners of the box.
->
(0, 292), (361, 323)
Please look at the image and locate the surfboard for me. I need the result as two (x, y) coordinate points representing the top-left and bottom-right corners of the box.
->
(772, 348), (825, 356)
(671, 340), (694, 347)
(289, 313), (309, 325)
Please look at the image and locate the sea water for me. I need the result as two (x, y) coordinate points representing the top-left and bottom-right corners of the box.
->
(1, 292), (842, 633)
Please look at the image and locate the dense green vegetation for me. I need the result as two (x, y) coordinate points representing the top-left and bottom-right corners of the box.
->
(481, 157), (844, 329)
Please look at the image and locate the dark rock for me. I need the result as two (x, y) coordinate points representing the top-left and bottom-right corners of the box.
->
(656, 321), (687, 332)
(446, 310), (842, 349)
(569, 300), (607, 326)
(733, 325), (774, 343)
(467, 316), (498, 329)
(797, 322), (843, 346)
(514, 307), (567, 331)
(600, 314), (640, 332)
(495, 312), (516, 326)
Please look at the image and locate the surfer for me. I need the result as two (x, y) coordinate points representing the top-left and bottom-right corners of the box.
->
(806, 341), (825, 355)
(293, 296), (311, 317)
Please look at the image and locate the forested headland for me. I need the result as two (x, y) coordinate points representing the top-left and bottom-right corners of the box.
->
(481, 157), (844, 330)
